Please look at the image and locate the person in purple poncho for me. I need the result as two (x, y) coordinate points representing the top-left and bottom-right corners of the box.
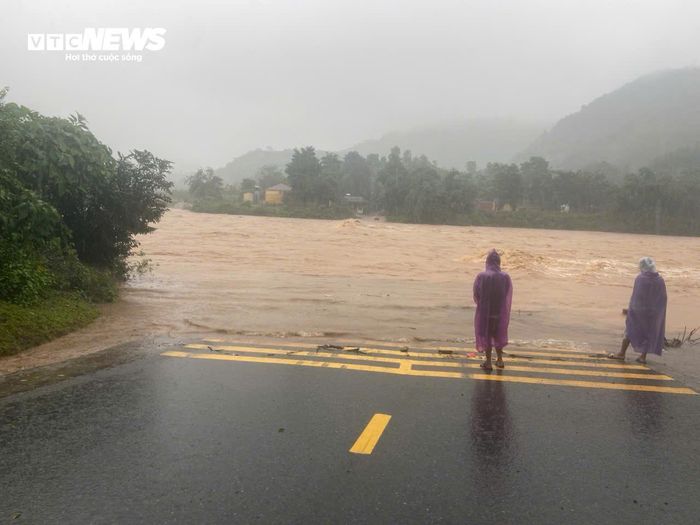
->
(608, 257), (667, 364)
(473, 249), (513, 371)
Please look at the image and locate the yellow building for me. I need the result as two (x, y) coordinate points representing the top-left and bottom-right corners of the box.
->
(264, 183), (291, 205)
(243, 192), (254, 203)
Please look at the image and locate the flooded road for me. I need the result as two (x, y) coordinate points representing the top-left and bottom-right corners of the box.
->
(4, 208), (700, 372)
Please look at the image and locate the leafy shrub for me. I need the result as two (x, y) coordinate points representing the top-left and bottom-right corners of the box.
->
(0, 90), (171, 306)
(0, 242), (53, 304)
(42, 248), (117, 302)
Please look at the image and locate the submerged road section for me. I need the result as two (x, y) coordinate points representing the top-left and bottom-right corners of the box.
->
(1, 336), (699, 523)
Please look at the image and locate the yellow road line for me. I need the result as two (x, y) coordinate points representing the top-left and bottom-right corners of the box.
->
(187, 344), (671, 381)
(349, 414), (392, 454)
(471, 374), (696, 395)
(190, 343), (649, 370)
(162, 351), (696, 395)
(416, 364), (671, 381)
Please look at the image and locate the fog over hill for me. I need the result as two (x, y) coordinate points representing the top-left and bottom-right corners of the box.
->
(520, 68), (700, 172)
(347, 119), (545, 170)
(214, 68), (700, 184)
(215, 119), (544, 184)
(215, 149), (299, 185)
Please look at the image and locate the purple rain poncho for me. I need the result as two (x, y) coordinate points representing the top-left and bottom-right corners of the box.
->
(625, 269), (667, 356)
(473, 250), (513, 352)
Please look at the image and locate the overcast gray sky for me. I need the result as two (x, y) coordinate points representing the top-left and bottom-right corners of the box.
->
(3, 0), (700, 171)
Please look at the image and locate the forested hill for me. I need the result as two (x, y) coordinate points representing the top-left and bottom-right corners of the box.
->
(214, 119), (543, 184)
(520, 68), (700, 172)
(215, 149), (297, 184)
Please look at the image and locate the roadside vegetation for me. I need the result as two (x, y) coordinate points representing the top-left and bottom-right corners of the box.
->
(183, 146), (700, 236)
(0, 88), (172, 356)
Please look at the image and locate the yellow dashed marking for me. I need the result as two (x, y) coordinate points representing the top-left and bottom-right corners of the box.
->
(349, 414), (392, 455)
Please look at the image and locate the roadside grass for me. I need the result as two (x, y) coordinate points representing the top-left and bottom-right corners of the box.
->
(0, 292), (99, 357)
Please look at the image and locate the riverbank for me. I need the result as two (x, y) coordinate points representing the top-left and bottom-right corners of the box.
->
(0, 293), (99, 357)
(189, 202), (699, 237)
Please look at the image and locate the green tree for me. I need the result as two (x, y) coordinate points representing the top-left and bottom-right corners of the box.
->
(255, 165), (285, 190)
(520, 156), (552, 209)
(317, 153), (343, 204)
(341, 151), (372, 199)
(320, 153), (342, 179)
(489, 163), (523, 210)
(286, 146), (321, 204)
(616, 168), (670, 233)
(552, 170), (616, 213)
(239, 178), (256, 193)
(187, 168), (224, 201)
(444, 169), (476, 214)
(0, 169), (64, 302)
(377, 147), (408, 215)
(0, 88), (172, 301)
(404, 166), (446, 223)
(105, 150), (172, 268)
(2, 99), (172, 268)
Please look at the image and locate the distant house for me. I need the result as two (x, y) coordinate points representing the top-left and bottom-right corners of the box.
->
(264, 183), (292, 205)
(243, 186), (263, 203)
(475, 199), (496, 212)
(343, 194), (367, 215)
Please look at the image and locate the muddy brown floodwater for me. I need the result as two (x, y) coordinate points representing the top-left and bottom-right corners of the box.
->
(4, 208), (700, 373)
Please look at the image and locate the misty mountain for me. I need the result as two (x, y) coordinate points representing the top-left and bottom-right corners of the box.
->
(347, 119), (544, 170)
(215, 119), (544, 183)
(520, 67), (700, 172)
(215, 149), (297, 184)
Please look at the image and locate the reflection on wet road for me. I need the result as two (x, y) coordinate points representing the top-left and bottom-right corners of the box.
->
(1, 336), (699, 523)
(470, 379), (515, 489)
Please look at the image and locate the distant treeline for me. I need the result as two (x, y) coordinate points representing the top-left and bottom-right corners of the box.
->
(185, 145), (700, 236)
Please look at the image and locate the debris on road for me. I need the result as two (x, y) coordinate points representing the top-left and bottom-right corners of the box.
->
(665, 326), (699, 348)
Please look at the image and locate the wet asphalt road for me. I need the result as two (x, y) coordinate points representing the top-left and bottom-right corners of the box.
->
(1, 343), (700, 524)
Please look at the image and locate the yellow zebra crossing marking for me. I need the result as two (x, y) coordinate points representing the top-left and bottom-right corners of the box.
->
(163, 339), (697, 395)
(204, 338), (598, 359)
(161, 350), (696, 395)
(185, 344), (671, 381)
(192, 342), (649, 370)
